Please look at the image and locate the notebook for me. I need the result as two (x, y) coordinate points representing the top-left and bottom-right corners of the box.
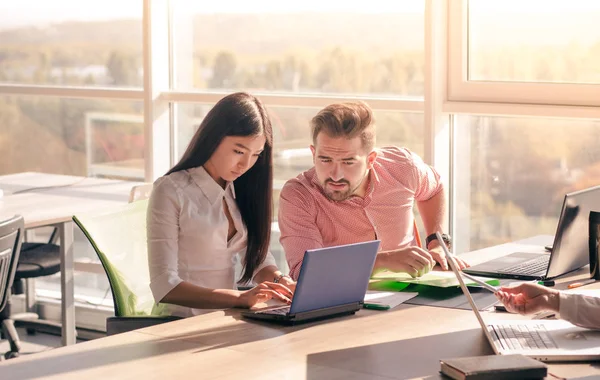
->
(241, 240), (380, 324)
(440, 354), (547, 380)
(363, 290), (418, 310)
(439, 232), (600, 362)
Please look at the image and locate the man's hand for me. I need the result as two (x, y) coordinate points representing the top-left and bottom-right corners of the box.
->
(278, 276), (296, 293)
(495, 283), (560, 315)
(375, 246), (436, 278)
(426, 241), (469, 271)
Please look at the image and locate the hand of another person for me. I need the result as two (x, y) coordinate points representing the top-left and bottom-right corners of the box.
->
(495, 282), (560, 315)
(379, 246), (436, 278)
(238, 282), (294, 308)
(426, 242), (469, 271)
(278, 276), (297, 293)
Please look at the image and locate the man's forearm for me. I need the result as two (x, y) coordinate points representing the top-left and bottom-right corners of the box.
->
(416, 187), (446, 237)
(372, 251), (390, 273)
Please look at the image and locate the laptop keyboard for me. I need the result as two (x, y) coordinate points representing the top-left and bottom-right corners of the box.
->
(489, 324), (558, 350)
(498, 255), (550, 275)
(257, 306), (290, 315)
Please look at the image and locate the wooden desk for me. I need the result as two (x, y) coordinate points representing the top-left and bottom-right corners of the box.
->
(0, 172), (139, 346)
(1, 237), (599, 379)
(1, 304), (599, 379)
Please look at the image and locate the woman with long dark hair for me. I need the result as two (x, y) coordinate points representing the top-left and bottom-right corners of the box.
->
(147, 92), (295, 317)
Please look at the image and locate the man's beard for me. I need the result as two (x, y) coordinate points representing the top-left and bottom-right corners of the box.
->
(323, 179), (356, 202)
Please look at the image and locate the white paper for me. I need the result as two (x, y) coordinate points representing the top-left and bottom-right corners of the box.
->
(364, 290), (418, 308)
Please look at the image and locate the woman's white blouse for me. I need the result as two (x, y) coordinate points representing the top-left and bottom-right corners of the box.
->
(147, 166), (276, 317)
(559, 292), (600, 330)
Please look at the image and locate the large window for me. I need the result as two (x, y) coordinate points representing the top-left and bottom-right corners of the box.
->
(0, 96), (143, 178)
(3, 0), (600, 332)
(0, 1), (143, 87)
(454, 115), (600, 252)
(448, 0), (600, 106)
(468, 0), (600, 84)
(171, 1), (425, 98)
(0, 95), (143, 314)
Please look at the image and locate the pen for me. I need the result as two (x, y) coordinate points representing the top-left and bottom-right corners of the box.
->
(568, 278), (596, 289)
(460, 272), (499, 293)
(538, 280), (555, 287)
(363, 303), (391, 311)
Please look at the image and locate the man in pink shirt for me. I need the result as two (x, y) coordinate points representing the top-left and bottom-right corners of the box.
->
(278, 102), (469, 280)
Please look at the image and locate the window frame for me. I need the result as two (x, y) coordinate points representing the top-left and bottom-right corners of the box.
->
(447, 0), (600, 108)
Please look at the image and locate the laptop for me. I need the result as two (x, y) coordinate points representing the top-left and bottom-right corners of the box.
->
(241, 240), (380, 325)
(464, 185), (600, 280)
(439, 232), (600, 362)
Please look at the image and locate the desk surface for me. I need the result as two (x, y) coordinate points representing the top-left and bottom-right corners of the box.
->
(0, 229), (598, 379)
(1, 301), (599, 380)
(0, 172), (139, 228)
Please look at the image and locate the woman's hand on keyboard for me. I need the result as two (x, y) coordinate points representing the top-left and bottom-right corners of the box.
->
(237, 282), (294, 308)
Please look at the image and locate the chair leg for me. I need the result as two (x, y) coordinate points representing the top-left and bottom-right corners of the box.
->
(2, 319), (21, 358)
(25, 278), (36, 313)
(24, 229), (34, 243)
(49, 227), (59, 244)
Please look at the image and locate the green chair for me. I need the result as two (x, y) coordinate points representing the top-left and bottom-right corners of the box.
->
(72, 199), (179, 335)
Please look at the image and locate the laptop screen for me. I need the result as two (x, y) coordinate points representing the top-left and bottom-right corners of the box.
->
(436, 232), (500, 352)
(289, 240), (380, 314)
(547, 185), (600, 278)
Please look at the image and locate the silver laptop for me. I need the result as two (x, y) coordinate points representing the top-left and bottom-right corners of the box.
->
(464, 185), (600, 281)
(241, 240), (380, 325)
(439, 232), (600, 362)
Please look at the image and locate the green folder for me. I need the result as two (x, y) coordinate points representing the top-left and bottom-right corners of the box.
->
(371, 270), (500, 289)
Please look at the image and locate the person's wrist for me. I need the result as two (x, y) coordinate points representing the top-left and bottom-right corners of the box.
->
(427, 240), (441, 250)
(426, 233), (451, 250)
(273, 273), (292, 284)
(548, 290), (560, 313)
(374, 251), (390, 271)
(234, 289), (247, 308)
(280, 276), (295, 287)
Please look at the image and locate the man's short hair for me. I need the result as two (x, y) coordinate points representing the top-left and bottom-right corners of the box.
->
(310, 101), (376, 152)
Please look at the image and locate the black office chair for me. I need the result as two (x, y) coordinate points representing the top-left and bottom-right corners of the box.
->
(0, 227), (61, 336)
(0, 215), (25, 360)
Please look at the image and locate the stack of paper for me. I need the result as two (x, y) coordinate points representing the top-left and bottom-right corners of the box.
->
(363, 290), (418, 310)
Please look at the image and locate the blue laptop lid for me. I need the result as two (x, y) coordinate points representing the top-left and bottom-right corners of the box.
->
(289, 240), (380, 314)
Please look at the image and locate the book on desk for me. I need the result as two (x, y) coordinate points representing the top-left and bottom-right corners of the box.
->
(439, 354), (547, 380)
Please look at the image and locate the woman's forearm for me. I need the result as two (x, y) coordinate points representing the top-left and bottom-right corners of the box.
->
(161, 281), (243, 309)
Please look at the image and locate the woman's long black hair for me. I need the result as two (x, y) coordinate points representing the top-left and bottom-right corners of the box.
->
(166, 92), (273, 284)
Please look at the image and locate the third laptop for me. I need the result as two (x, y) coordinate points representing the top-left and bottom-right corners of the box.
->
(440, 232), (600, 362)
